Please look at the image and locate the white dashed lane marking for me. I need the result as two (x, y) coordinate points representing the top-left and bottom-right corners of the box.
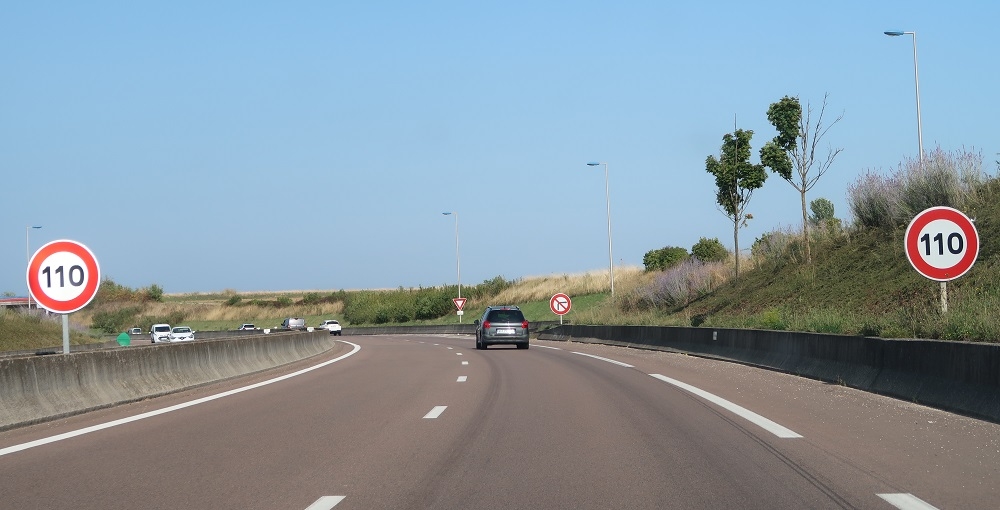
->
(878, 493), (939, 510)
(461, 361), (468, 365)
(571, 351), (634, 367)
(423, 406), (448, 419)
(649, 374), (801, 439)
(457, 376), (467, 382)
(305, 495), (345, 509)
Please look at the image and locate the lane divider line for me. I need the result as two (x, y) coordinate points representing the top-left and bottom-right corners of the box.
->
(878, 493), (939, 510)
(461, 361), (469, 365)
(0, 342), (363, 458)
(446, 347), (454, 350)
(534, 345), (562, 350)
(423, 406), (448, 419)
(456, 353), (463, 356)
(457, 376), (467, 382)
(571, 351), (634, 367)
(649, 374), (802, 439)
(305, 495), (346, 509)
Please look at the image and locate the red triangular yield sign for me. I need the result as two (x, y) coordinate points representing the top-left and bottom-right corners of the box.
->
(452, 297), (467, 311)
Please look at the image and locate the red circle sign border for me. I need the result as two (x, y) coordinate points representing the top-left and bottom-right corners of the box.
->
(26, 239), (101, 314)
(904, 207), (979, 282)
(550, 293), (572, 316)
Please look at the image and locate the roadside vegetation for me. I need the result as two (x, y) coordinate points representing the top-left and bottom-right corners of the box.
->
(3, 146), (997, 352)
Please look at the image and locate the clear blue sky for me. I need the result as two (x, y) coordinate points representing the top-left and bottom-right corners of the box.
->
(3, 1), (998, 295)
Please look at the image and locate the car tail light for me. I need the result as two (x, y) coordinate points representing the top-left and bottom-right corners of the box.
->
(483, 321), (491, 330)
(522, 321), (529, 329)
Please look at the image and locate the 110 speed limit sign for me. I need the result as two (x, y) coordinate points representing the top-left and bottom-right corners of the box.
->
(26, 239), (101, 314)
(904, 207), (979, 282)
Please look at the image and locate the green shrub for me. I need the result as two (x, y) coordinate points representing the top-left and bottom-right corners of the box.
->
(91, 306), (143, 334)
(145, 284), (164, 302)
(691, 237), (728, 263)
(757, 309), (788, 331)
(136, 311), (187, 330)
(276, 296), (293, 307)
(643, 246), (689, 272)
(301, 292), (322, 305)
(801, 309), (846, 334)
(225, 295), (243, 306)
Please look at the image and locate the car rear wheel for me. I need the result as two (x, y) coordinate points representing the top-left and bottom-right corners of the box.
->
(517, 343), (529, 349)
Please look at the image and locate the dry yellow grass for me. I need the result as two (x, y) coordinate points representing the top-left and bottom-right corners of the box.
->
(493, 266), (650, 304)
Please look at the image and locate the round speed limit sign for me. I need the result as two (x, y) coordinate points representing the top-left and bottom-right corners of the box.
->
(26, 240), (101, 313)
(904, 207), (979, 281)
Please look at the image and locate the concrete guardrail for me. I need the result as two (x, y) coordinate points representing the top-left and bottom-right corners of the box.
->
(536, 324), (1000, 424)
(0, 330), (342, 431)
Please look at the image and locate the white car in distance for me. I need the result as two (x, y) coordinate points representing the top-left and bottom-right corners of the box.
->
(150, 324), (171, 343)
(168, 326), (195, 342)
(319, 320), (342, 336)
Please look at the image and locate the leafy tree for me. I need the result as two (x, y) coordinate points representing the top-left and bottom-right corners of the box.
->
(808, 198), (836, 225)
(642, 246), (689, 272)
(760, 94), (843, 263)
(705, 128), (767, 280)
(691, 237), (728, 262)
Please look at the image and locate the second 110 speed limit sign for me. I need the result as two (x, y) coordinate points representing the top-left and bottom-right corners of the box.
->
(26, 239), (101, 314)
(904, 207), (979, 282)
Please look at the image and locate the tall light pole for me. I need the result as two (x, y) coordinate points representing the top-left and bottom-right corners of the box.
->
(442, 212), (461, 322)
(25, 225), (42, 310)
(884, 30), (924, 162)
(586, 162), (615, 297)
(886, 30), (944, 313)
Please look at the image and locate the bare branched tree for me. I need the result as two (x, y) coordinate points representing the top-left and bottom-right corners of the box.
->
(760, 93), (844, 263)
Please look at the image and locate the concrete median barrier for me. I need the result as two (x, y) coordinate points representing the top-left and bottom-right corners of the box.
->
(0, 330), (341, 431)
(537, 325), (1000, 423)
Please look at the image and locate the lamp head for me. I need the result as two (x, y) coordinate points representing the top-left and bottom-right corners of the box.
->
(587, 162), (601, 167)
(884, 31), (905, 36)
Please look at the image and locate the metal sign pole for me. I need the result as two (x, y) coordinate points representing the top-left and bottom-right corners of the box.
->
(62, 314), (70, 354)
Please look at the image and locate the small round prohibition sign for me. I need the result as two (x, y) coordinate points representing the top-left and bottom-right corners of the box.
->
(904, 207), (979, 282)
(26, 239), (101, 314)
(550, 293), (572, 316)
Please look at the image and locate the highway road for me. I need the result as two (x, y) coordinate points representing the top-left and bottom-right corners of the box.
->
(1, 334), (998, 509)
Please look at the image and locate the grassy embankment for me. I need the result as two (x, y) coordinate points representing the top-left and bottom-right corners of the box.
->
(5, 163), (1000, 351)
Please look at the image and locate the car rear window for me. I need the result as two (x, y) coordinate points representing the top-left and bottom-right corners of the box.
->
(487, 310), (525, 323)
(154, 326), (170, 332)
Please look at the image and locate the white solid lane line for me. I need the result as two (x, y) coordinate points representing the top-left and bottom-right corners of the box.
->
(571, 351), (634, 367)
(0, 342), (363, 458)
(457, 376), (467, 382)
(878, 493), (940, 510)
(423, 406), (448, 419)
(534, 344), (562, 350)
(305, 495), (346, 509)
(649, 374), (802, 439)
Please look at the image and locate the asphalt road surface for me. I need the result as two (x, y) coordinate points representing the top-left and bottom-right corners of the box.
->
(1, 335), (998, 509)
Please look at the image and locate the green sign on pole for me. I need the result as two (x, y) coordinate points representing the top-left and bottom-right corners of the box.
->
(116, 332), (131, 346)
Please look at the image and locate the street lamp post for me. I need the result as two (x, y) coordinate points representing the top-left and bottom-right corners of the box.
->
(442, 212), (461, 322)
(586, 162), (615, 297)
(25, 225), (42, 310)
(884, 30), (924, 162)
(886, 30), (943, 313)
